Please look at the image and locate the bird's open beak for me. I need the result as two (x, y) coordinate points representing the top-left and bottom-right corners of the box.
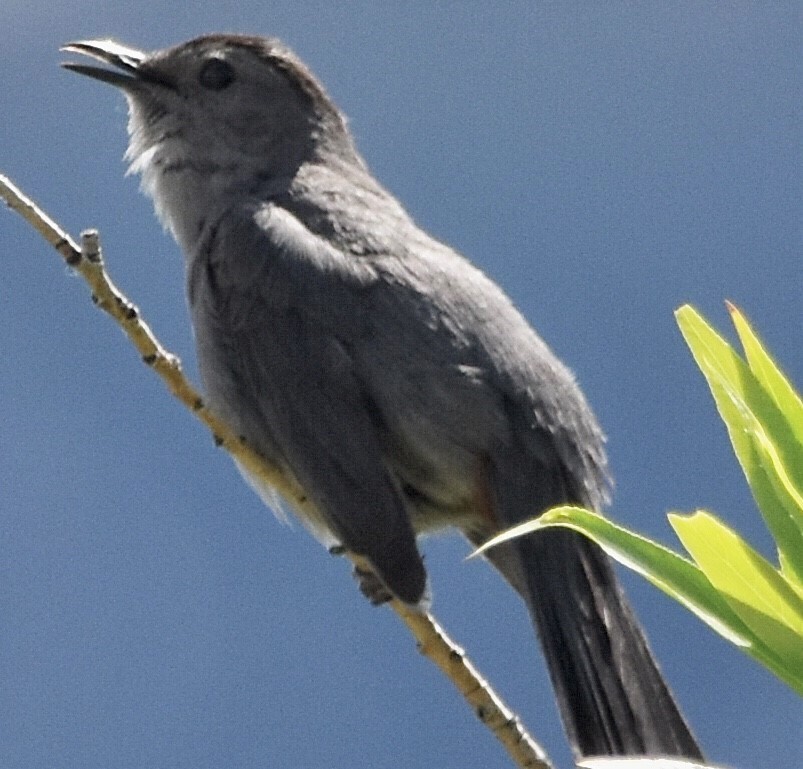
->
(61, 40), (147, 88)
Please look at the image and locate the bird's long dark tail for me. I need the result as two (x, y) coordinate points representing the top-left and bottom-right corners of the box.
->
(515, 528), (704, 759)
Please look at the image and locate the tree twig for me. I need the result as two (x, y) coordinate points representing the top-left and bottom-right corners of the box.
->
(1, 172), (554, 769)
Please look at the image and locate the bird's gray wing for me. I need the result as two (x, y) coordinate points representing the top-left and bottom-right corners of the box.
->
(191, 202), (427, 605)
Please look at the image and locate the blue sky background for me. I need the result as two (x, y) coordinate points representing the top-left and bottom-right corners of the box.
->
(2, 3), (801, 768)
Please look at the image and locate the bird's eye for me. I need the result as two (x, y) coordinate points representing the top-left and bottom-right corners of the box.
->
(199, 57), (235, 90)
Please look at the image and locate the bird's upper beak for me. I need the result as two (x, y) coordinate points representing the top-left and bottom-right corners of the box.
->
(61, 40), (172, 90)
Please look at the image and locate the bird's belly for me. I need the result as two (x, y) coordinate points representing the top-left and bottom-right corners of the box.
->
(378, 418), (488, 536)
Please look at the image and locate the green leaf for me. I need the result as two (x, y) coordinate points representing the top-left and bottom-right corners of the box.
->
(475, 507), (752, 647)
(670, 511), (803, 693)
(675, 305), (803, 586)
(476, 506), (803, 695)
(729, 302), (803, 448)
(727, 303), (803, 588)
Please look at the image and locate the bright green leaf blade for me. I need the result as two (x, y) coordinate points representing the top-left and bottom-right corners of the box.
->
(671, 512), (803, 636)
(745, 421), (803, 589)
(780, 550), (803, 597)
(475, 506), (752, 647)
(727, 303), (803, 588)
(671, 511), (803, 693)
(675, 305), (803, 585)
(729, 302), (803, 448)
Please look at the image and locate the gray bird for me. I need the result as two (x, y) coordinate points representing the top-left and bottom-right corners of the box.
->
(62, 35), (703, 760)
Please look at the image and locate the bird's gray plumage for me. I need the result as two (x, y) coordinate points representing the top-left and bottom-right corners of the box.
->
(62, 35), (703, 760)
